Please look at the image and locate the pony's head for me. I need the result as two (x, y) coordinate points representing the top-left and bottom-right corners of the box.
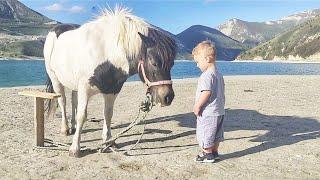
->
(96, 7), (177, 106)
(137, 30), (176, 106)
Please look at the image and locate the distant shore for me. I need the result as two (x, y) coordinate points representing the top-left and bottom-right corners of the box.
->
(0, 56), (43, 61)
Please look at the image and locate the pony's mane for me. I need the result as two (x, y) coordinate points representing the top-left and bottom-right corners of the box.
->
(98, 6), (144, 23)
(93, 6), (176, 69)
(148, 28), (176, 70)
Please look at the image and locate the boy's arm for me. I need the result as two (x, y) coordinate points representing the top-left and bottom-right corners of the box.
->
(193, 90), (211, 117)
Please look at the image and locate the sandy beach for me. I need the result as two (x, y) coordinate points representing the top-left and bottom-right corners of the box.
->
(0, 75), (319, 179)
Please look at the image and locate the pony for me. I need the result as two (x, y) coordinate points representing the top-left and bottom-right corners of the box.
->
(43, 7), (177, 157)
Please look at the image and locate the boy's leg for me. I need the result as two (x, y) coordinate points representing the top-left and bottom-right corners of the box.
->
(195, 115), (223, 163)
(213, 142), (219, 152)
(211, 115), (224, 159)
(203, 146), (215, 153)
(212, 142), (221, 160)
(202, 142), (219, 153)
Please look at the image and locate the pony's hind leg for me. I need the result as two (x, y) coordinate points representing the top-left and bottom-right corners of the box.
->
(70, 90), (78, 135)
(102, 94), (117, 143)
(53, 83), (69, 136)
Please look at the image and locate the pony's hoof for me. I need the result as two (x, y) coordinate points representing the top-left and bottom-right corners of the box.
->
(99, 147), (111, 153)
(69, 128), (76, 135)
(69, 149), (81, 158)
(100, 143), (118, 153)
(110, 142), (119, 149)
(61, 129), (69, 136)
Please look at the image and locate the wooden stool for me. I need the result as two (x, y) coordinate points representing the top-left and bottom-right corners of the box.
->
(19, 91), (61, 147)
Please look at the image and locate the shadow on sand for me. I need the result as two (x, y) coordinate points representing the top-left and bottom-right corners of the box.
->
(80, 109), (320, 158)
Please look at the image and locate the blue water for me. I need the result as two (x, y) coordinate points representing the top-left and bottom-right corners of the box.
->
(1, 60), (320, 88)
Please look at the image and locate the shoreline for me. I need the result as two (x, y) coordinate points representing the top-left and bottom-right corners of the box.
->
(2, 75), (320, 89)
(234, 59), (320, 63)
(1, 57), (320, 63)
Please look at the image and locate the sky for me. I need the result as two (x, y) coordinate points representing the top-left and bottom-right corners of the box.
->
(20, 0), (320, 34)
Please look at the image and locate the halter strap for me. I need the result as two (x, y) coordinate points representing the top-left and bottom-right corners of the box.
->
(138, 60), (172, 87)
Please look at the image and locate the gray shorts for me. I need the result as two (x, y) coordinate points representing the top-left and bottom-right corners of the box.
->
(196, 115), (224, 148)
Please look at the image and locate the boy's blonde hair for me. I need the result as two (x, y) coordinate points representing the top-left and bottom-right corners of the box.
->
(192, 40), (216, 63)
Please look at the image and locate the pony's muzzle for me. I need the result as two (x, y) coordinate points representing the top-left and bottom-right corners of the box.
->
(151, 85), (174, 106)
(164, 91), (174, 105)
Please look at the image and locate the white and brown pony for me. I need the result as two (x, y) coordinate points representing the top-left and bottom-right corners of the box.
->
(44, 7), (176, 157)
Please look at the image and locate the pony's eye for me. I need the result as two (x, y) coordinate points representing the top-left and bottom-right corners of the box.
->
(149, 58), (157, 67)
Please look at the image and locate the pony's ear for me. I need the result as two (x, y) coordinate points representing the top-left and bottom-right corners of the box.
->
(138, 32), (155, 48)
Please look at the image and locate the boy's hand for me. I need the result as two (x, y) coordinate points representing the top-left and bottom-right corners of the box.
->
(193, 91), (211, 117)
(193, 105), (201, 117)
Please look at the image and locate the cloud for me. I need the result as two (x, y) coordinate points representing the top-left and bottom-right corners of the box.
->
(44, 3), (85, 13)
(45, 3), (63, 11)
(68, 6), (85, 13)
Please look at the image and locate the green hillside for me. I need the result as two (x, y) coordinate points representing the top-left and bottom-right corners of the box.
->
(0, 0), (57, 59)
(0, 39), (44, 58)
(217, 9), (320, 47)
(0, 22), (55, 36)
(237, 16), (320, 61)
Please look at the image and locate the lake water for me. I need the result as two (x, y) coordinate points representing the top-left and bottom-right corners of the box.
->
(1, 60), (320, 88)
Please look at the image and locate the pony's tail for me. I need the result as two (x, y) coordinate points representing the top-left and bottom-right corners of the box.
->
(45, 77), (57, 120)
(43, 31), (58, 119)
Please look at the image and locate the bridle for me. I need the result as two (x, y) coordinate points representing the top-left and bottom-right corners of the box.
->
(138, 60), (172, 87)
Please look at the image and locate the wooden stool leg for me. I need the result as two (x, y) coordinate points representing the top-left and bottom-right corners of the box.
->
(34, 97), (44, 147)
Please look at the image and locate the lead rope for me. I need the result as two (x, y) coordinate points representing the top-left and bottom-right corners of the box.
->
(99, 92), (154, 153)
(33, 93), (154, 154)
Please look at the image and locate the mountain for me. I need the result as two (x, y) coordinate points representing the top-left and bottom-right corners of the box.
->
(0, 0), (52, 23)
(217, 9), (320, 46)
(176, 25), (248, 61)
(237, 15), (320, 61)
(156, 28), (191, 60)
(171, 35), (192, 60)
(0, 0), (58, 36)
(0, 0), (58, 59)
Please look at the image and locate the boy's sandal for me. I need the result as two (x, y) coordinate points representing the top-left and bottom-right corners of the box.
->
(195, 152), (215, 163)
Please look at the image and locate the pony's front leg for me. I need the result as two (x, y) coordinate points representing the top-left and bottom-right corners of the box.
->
(102, 94), (117, 143)
(69, 86), (90, 158)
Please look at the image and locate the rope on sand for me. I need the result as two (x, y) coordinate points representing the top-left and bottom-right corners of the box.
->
(33, 93), (154, 154)
(32, 139), (70, 151)
(99, 93), (153, 153)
